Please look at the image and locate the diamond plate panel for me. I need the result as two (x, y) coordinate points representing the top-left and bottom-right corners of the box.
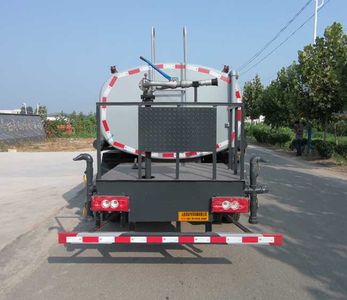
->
(139, 107), (216, 152)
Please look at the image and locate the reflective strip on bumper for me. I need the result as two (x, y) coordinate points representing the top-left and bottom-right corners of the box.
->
(59, 232), (283, 246)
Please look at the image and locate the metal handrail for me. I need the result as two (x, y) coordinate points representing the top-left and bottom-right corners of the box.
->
(96, 101), (245, 181)
(96, 101), (244, 107)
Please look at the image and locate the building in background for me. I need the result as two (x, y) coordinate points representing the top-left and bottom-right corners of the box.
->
(0, 109), (21, 114)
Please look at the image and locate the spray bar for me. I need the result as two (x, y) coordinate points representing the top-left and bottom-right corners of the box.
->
(141, 79), (218, 89)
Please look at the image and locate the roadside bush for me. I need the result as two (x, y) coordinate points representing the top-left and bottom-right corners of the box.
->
(252, 124), (270, 143)
(69, 112), (96, 138)
(245, 123), (253, 137)
(252, 124), (293, 145)
(335, 144), (347, 158)
(327, 120), (347, 136)
(290, 138), (307, 151)
(45, 119), (65, 138)
(45, 112), (96, 138)
(269, 127), (293, 144)
(313, 140), (334, 159)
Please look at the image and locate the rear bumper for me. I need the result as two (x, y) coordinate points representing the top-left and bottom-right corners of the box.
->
(58, 232), (283, 246)
(96, 180), (245, 222)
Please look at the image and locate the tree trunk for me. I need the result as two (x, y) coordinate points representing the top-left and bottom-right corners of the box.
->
(307, 122), (312, 157)
(323, 117), (327, 142)
(334, 123), (338, 145)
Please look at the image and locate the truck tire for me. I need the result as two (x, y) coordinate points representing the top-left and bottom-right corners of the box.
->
(120, 212), (128, 227)
(108, 212), (120, 222)
(212, 213), (223, 224)
(223, 213), (240, 223)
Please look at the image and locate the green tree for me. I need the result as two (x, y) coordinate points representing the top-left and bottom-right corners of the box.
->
(20, 106), (26, 114)
(259, 64), (301, 127)
(298, 22), (347, 140)
(26, 106), (34, 115)
(35, 105), (48, 119)
(260, 80), (286, 127)
(242, 74), (263, 122)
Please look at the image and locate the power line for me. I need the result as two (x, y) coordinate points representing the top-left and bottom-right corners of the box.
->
(238, 0), (313, 72)
(240, 0), (331, 76)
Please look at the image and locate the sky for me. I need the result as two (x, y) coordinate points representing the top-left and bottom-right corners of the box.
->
(0, 0), (345, 113)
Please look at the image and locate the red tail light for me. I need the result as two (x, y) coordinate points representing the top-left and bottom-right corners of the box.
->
(91, 195), (129, 212)
(211, 197), (249, 213)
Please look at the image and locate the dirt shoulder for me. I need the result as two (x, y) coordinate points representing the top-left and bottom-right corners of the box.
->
(4, 138), (95, 152)
(250, 142), (347, 177)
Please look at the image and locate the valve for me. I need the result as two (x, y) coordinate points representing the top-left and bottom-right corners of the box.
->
(247, 156), (269, 224)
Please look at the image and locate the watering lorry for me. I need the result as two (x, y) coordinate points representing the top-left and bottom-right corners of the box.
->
(58, 28), (282, 247)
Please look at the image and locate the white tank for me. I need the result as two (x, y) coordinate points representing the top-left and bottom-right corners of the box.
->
(99, 63), (239, 159)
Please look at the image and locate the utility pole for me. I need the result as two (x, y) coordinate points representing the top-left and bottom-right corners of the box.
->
(22, 102), (27, 115)
(308, 0), (324, 158)
(313, 0), (325, 43)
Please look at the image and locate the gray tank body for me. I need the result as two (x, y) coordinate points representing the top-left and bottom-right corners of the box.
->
(99, 63), (233, 159)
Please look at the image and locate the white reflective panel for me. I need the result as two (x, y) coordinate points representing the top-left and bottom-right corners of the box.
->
(130, 237), (147, 243)
(258, 236), (274, 244)
(162, 236), (179, 243)
(66, 236), (83, 244)
(99, 236), (115, 244)
(226, 236), (243, 244)
(194, 236), (211, 243)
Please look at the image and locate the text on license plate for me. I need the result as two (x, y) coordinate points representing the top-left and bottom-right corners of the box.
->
(178, 211), (209, 222)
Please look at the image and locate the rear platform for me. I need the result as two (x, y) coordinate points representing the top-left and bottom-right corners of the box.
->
(101, 162), (240, 181)
(97, 162), (245, 222)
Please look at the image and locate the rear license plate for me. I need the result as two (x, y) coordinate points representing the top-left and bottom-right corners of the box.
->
(178, 211), (209, 222)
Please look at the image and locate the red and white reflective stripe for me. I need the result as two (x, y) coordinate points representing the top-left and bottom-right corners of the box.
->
(128, 68), (140, 75)
(231, 83), (242, 143)
(102, 120), (110, 132)
(113, 141), (125, 149)
(198, 67), (210, 74)
(220, 75), (231, 84)
(109, 76), (118, 87)
(175, 64), (185, 69)
(100, 64), (231, 159)
(235, 82), (242, 100)
(58, 232), (283, 246)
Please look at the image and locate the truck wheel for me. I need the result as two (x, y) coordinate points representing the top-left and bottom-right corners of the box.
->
(108, 212), (120, 222)
(102, 211), (108, 221)
(95, 212), (101, 228)
(129, 222), (136, 231)
(212, 213), (222, 224)
(120, 212), (128, 227)
(222, 213), (240, 223)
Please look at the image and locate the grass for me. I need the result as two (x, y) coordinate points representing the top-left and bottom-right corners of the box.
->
(332, 153), (347, 165)
(0, 141), (8, 152)
(245, 123), (347, 164)
(0, 137), (94, 152)
(311, 130), (347, 145)
(0, 140), (39, 152)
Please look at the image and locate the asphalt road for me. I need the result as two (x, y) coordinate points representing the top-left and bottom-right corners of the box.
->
(1, 146), (347, 300)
